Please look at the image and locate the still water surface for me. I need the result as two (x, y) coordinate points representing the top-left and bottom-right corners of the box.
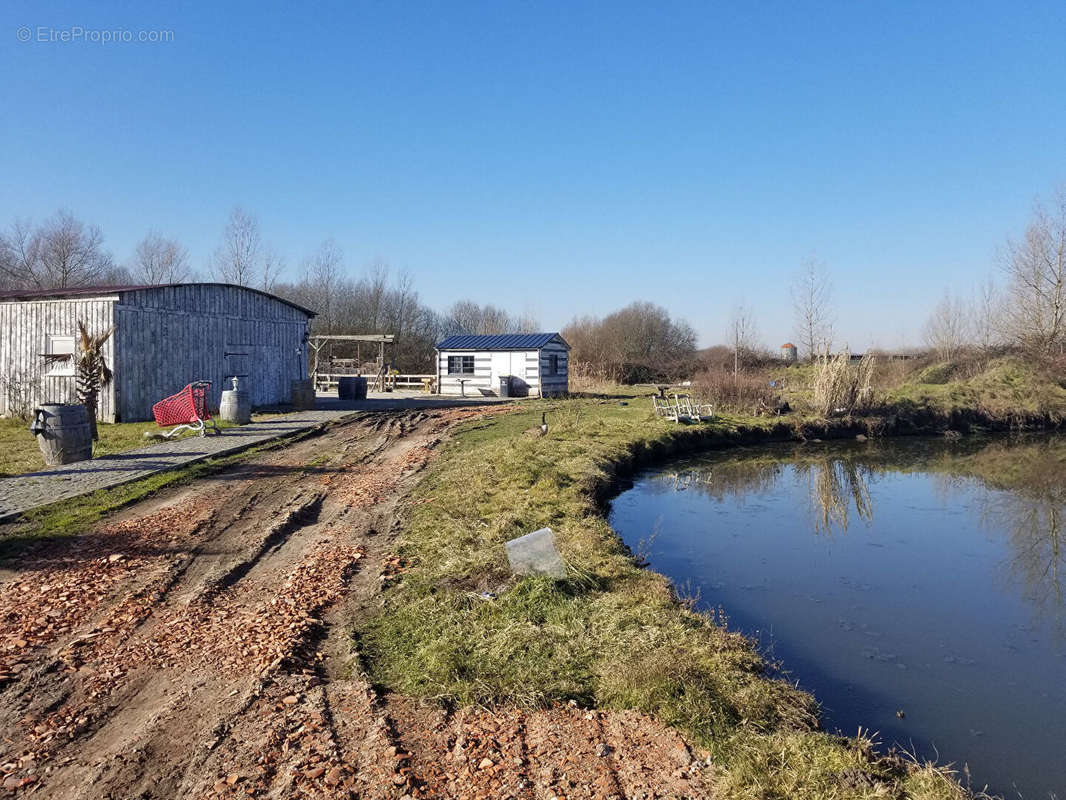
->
(609, 436), (1066, 799)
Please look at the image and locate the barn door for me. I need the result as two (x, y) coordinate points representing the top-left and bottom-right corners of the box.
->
(251, 345), (282, 407)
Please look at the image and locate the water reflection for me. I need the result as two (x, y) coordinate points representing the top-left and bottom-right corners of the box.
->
(654, 454), (876, 534)
(647, 437), (1066, 626)
(802, 459), (873, 534)
(971, 442), (1066, 633)
(613, 435), (1066, 797)
(996, 493), (1065, 628)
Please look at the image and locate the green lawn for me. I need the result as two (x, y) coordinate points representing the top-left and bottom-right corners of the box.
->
(0, 413), (282, 478)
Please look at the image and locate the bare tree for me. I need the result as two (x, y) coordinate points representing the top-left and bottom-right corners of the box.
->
(791, 257), (834, 361)
(444, 300), (536, 336)
(272, 262), (446, 372)
(0, 211), (119, 288)
(301, 239), (344, 331)
(1001, 187), (1066, 356)
(131, 231), (190, 284)
(212, 207), (262, 287)
(923, 290), (969, 360)
(970, 276), (1005, 353)
(262, 247), (285, 293)
(0, 219), (38, 289)
(727, 303), (759, 381)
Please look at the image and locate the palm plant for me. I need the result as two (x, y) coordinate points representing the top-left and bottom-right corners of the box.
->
(42, 321), (114, 440)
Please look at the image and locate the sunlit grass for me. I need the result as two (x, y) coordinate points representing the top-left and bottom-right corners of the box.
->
(0, 411), (287, 478)
(357, 397), (978, 799)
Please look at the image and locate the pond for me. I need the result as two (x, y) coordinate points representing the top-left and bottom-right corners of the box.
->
(609, 435), (1066, 799)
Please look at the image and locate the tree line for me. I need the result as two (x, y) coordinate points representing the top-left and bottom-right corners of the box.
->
(0, 206), (538, 372)
(922, 187), (1066, 360)
(4, 184), (1062, 378)
(725, 183), (1066, 371)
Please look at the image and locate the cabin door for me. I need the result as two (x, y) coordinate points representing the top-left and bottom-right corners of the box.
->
(489, 352), (510, 386)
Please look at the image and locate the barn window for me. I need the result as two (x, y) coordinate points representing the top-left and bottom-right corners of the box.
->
(447, 355), (475, 375)
(547, 354), (559, 375)
(45, 335), (76, 376)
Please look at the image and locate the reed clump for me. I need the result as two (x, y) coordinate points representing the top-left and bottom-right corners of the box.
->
(813, 349), (875, 416)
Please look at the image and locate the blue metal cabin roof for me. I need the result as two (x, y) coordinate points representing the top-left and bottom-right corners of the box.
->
(435, 333), (568, 350)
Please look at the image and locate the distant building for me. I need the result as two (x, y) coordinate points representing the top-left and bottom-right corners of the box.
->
(781, 342), (798, 363)
(434, 333), (570, 397)
(0, 283), (314, 421)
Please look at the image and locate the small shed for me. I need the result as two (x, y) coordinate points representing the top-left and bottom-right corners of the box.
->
(435, 333), (570, 397)
(0, 283), (315, 422)
(781, 342), (798, 363)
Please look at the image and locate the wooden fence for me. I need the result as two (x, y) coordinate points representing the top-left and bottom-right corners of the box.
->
(313, 373), (435, 392)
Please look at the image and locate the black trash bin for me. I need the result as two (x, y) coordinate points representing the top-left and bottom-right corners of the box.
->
(338, 376), (368, 400)
(498, 375), (512, 398)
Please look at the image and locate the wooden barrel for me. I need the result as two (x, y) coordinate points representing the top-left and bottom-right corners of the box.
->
(290, 379), (316, 411)
(33, 404), (92, 466)
(219, 389), (251, 424)
(337, 376), (368, 401)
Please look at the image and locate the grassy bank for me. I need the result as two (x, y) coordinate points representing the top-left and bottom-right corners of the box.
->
(767, 355), (1066, 430)
(357, 399), (977, 799)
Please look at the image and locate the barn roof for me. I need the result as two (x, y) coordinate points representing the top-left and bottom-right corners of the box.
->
(435, 333), (568, 350)
(0, 282), (315, 316)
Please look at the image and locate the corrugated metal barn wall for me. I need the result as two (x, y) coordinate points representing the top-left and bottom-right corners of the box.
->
(0, 297), (117, 420)
(114, 285), (310, 421)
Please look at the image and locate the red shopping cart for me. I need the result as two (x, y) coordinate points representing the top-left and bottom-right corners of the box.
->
(152, 380), (221, 438)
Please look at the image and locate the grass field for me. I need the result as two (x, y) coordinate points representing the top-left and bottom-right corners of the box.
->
(357, 398), (976, 799)
(0, 413), (285, 478)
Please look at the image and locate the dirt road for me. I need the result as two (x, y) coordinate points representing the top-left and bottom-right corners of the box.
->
(0, 409), (712, 799)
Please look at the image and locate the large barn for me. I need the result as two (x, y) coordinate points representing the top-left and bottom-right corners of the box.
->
(0, 283), (314, 422)
(435, 333), (569, 397)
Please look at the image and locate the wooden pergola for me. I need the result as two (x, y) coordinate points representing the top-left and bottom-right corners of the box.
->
(309, 334), (395, 391)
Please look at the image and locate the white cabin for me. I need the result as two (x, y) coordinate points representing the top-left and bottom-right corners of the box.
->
(434, 333), (569, 397)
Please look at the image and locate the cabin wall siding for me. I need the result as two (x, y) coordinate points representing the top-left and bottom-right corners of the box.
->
(0, 297), (117, 421)
(435, 339), (569, 396)
(1, 285), (312, 423)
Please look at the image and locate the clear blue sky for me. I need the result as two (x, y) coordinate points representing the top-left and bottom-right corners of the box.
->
(2, 1), (1064, 348)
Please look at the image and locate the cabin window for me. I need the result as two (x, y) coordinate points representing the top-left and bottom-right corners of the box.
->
(447, 355), (475, 375)
(45, 335), (76, 376)
(547, 354), (559, 375)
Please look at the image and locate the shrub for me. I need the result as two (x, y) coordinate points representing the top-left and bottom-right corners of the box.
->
(0, 368), (40, 421)
(694, 368), (781, 413)
(918, 362), (955, 384)
(568, 361), (622, 395)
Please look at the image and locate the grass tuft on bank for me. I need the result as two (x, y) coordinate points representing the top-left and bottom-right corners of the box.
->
(357, 398), (977, 799)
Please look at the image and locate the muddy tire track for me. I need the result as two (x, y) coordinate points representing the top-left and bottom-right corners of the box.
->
(0, 406), (713, 799)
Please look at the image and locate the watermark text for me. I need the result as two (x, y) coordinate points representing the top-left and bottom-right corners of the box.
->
(16, 25), (175, 44)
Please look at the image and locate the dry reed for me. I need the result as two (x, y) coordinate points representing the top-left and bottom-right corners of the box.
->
(812, 349), (874, 416)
